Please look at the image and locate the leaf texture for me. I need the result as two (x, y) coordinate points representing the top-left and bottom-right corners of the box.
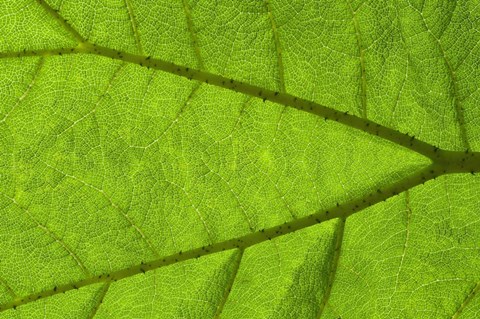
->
(0, 0), (480, 318)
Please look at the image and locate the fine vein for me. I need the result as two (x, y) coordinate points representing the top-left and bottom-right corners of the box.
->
(0, 278), (16, 299)
(264, 0), (286, 93)
(316, 218), (346, 319)
(39, 160), (161, 259)
(0, 193), (91, 277)
(415, 6), (470, 150)
(181, 0), (204, 69)
(87, 282), (111, 319)
(0, 57), (44, 124)
(451, 281), (480, 319)
(213, 249), (244, 318)
(347, 0), (368, 118)
(58, 62), (125, 136)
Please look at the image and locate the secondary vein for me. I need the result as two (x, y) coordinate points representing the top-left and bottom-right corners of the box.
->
(35, 0), (85, 43)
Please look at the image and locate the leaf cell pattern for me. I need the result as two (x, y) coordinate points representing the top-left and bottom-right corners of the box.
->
(0, 0), (479, 318)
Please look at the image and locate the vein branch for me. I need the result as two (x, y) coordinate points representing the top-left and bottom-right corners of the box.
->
(87, 282), (111, 319)
(213, 249), (244, 318)
(451, 280), (480, 319)
(387, 190), (413, 306)
(347, 0), (368, 118)
(316, 218), (346, 319)
(35, 0), (85, 43)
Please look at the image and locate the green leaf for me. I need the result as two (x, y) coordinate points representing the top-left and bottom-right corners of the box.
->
(1, 0), (479, 318)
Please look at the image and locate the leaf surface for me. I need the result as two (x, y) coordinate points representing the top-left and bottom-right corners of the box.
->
(0, 0), (480, 318)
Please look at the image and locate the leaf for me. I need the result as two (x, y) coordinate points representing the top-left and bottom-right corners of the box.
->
(0, 0), (479, 318)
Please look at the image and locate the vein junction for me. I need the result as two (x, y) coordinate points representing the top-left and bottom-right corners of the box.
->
(1, 26), (480, 316)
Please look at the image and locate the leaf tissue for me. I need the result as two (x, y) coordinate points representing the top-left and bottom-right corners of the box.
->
(0, 0), (479, 318)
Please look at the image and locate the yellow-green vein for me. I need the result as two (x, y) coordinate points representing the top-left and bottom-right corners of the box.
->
(123, 0), (144, 54)
(213, 248), (244, 318)
(316, 218), (346, 318)
(35, 0), (85, 43)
